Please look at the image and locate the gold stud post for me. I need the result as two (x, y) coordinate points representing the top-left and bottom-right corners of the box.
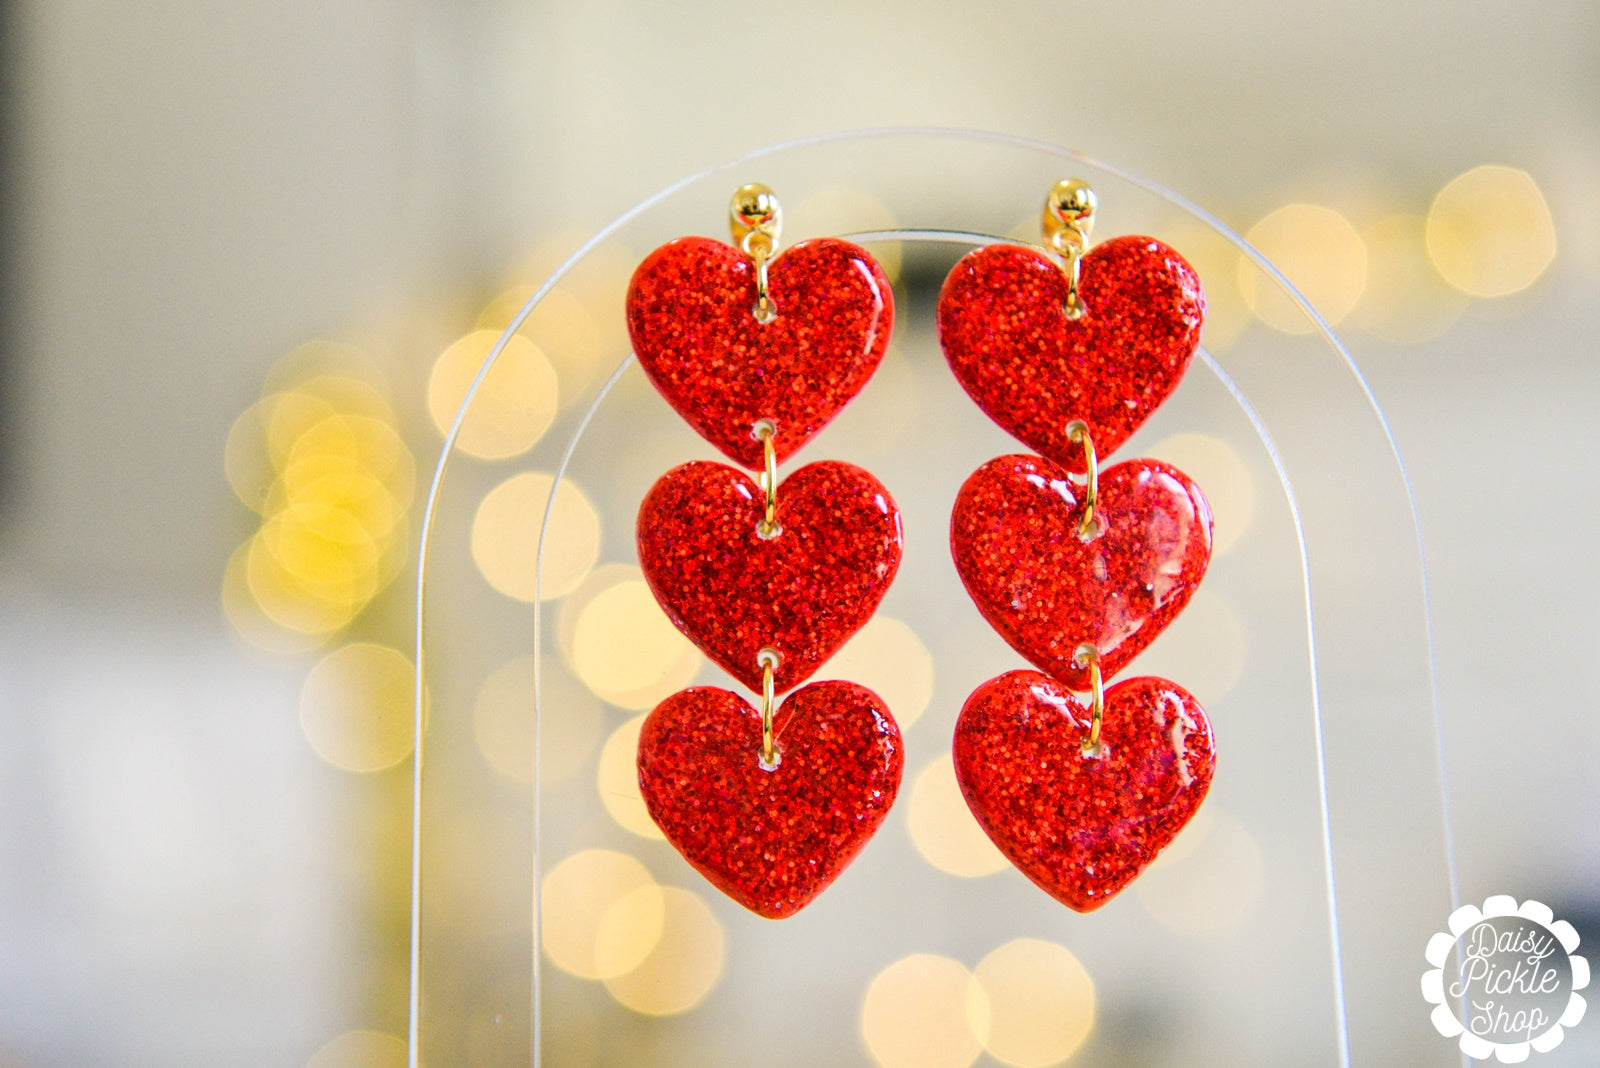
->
(1043, 178), (1097, 319)
(731, 183), (782, 323)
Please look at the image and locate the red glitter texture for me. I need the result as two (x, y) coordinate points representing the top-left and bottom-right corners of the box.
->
(638, 681), (903, 918)
(938, 235), (1205, 472)
(638, 460), (902, 693)
(626, 236), (893, 468)
(954, 670), (1215, 912)
(952, 453), (1211, 689)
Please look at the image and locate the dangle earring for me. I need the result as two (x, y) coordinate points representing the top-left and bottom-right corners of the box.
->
(626, 184), (905, 919)
(937, 178), (1217, 912)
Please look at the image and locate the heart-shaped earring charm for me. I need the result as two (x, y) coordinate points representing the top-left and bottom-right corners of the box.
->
(938, 234), (1204, 473)
(638, 459), (902, 693)
(638, 680), (904, 919)
(953, 669), (1215, 912)
(951, 453), (1211, 689)
(627, 235), (893, 468)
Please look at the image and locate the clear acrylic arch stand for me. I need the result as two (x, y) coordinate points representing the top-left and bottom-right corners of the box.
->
(412, 129), (1459, 1066)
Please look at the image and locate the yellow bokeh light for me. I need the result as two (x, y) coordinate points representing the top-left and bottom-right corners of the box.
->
(304, 1029), (407, 1068)
(597, 715), (667, 841)
(594, 883), (668, 980)
(1240, 203), (1368, 333)
(246, 528), (364, 636)
(1148, 433), (1255, 557)
(428, 330), (558, 460)
(1157, 221), (1253, 352)
(220, 542), (326, 655)
(1133, 590), (1247, 708)
(1352, 214), (1470, 344)
(541, 849), (658, 980)
(1135, 807), (1262, 936)
(265, 382), (394, 472)
(569, 578), (700, 710)
(791, 188), (902, 281)
(283, 413), (410, 495)
(226, 357), (413, 648)
(1427, 164), (1557, 298)
(477, 287), (603, 402)
(472, 472), (600, 602)
(906, 756), (1009, 879)
(263, 340), (385, 399)
(473, 656), (602, 786)
(816, 616), (934, 730)
(224, 398), (276, 514)
(862, 954), (989, 1068)
(973, 939), (1095, 1067)
(603, 886), (725, 1016)
(299, 643), (415, 773)
(261, 502), (382, 594)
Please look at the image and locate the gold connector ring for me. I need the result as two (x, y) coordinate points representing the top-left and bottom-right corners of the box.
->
(1066, 420), (1099, 539)
(755, 421), (780, 539)
(757, 648), (780, 768)
(1075, 644), (1105, 757)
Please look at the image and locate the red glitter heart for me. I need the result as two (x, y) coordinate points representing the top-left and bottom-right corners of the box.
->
(951, 453), (1211, 689)
(637, 460), (902, 693)
(938, 235), (1204, 472)
(627, 236), (893, 468)
(638, 681), (904, 918)
(954, 669), (1215, 912)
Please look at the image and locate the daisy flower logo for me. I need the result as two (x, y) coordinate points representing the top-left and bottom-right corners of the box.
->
(1422, 895), (1589, 1062)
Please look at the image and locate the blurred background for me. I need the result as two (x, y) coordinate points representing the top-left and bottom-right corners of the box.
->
(1, 2), (1597, 1066)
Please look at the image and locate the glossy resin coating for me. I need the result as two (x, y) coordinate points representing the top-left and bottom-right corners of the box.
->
(954, 670), (1215, 912)
(952, 453), (1212, 688)
(638, 681), (904, 918)
(638, 460), (902, 693)
(627, 236), (894, 468)
(938, 235), (1204, 472)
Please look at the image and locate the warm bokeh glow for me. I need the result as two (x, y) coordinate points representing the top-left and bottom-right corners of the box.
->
(791, 187), (903, 280)
(304, 1029), (408, 1068)
(973, 938), (1096, 1067)
(861, 954), (989, 1068)
(471, 471), (600, 602)
(427, 330), (558, 459)
(597, 714), (667, 841)
(1427, 165), (1556, 298)
(1240, 203), (1368, 333)
(594, 883), (668, 979)
(298, 643), (415, 773)
(540, 849), (659, 980)
(1352, 214), (1469, 343)
(477, 287), (603, 401)
(1149, 433), (1255, 556)
(220, 543), (323, 655)
(1135, 807), (1263, 936)
(603, 887), (725, 1016)
(906, 756), (1009, 878)
(472, 655), (603, 786)
(567, 577), (700, 709)
(223, 353), (413, 647)
(816, 616), (934, 730)
(1134, 590), (1247, 707)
